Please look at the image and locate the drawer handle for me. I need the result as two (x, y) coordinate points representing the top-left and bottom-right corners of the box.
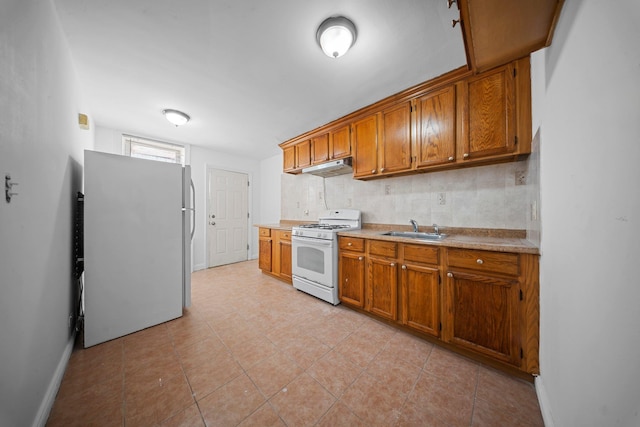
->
(402, 265), (407, 270)
(380, 168), (385, 172)
(463, 153), (469, 159)
(371, 169), (377, 174)
(348, 242), (352, 246)
(358, 256), (363, 261)
(447, 272), (453, 278)
(390, 263), (395, 267)
(476, 259), (484, 265)
(448, 156), (454, 161)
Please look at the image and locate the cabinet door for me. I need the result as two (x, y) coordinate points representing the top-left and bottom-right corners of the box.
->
(459, 63), (517, 161)
(352, 114), (379, 178)
(296, 140), (312, 169)
(283, 146), (296, 173)
(367, 257), (398, 320)
(445, 270), (521, 366)
(401, 263), (440, 337)
(330, 125), (351, 159)
(379, 101), (412, 174)
(415, 85), (457, 168)
(311, 133), (330, 165)
(259, 237), (272, 272)
(339, 251), (366, 307)
(279, 240), (292, 281)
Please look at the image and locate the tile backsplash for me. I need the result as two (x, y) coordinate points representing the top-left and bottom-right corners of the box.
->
(282, 158), (540, 234)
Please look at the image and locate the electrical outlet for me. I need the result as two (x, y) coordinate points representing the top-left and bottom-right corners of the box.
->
(515, 170), (527, 185)
(384, 184), (391, 195)
(438, 192), (446, 205)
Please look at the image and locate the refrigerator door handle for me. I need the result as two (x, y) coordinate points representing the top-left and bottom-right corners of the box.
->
(190, 179), (196, 240)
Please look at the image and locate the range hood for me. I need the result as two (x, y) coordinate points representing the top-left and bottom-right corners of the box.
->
(302, 158), (353, 178)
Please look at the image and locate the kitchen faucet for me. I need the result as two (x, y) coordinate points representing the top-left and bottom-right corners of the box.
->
(409, 219), (419, 232)
(433, 224), (440, 235)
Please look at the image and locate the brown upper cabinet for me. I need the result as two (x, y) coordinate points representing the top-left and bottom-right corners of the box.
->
(311, 133), (330, 165)
(330, 125), (351, 160)
(282, 139), (312, 173)
(280, 57), (531, 179)
(457, 61), (521, 162)
(414, 84), (457, 169)
(351, 113), (380, 179)
(457, 0), (565, 73)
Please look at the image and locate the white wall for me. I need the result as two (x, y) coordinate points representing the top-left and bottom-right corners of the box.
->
(536, 1), (640, 426)
(259, 153), (284, 224)
(0, 0), (94, 425)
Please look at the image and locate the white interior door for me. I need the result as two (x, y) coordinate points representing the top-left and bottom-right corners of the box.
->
(207, 168), (248, 267)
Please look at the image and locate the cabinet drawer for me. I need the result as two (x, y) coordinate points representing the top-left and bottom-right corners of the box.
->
(369, 240), (398, 259)
(259, 227), (271, 237)
(278, 230), (291, 241)
(340, 237), (365, 252)
(403, 244), (439, 265)
(447, 248), (519, 276)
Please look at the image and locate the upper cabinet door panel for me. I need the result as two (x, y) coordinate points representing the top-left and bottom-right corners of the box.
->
(415, 85), (457, 168)
(380, 101), (412, 174)
(296, 140), (312, 169)
(283, 146), (296, 173)
(352, 114), (379, 178)
(460, 63), (516, 160)
(311, 133), (330, 165)
(330, 125), (351, 160)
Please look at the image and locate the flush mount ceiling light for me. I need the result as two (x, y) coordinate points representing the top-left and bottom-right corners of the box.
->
(162, 109), (190, 127)
(316, 16), (357, 58)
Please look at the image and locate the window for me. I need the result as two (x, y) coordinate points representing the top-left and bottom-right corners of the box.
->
(122, 135), (188, 165)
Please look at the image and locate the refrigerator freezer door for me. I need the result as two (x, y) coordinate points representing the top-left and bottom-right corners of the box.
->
(84, 151), (183, 347)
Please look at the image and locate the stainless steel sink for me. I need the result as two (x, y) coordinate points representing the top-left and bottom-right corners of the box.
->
(382, 231), (447, 241)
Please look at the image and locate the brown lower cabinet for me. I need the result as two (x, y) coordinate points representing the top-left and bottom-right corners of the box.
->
(338, 236), (539, 376)
(258, 227), (292, 284)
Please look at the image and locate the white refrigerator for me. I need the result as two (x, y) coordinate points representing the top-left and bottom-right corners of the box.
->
(83, 150), (194, 347)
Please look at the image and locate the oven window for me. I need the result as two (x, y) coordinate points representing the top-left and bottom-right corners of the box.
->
(297, 246), (325, 274)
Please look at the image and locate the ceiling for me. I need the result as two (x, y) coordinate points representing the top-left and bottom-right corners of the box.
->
(53, 0), (467, 160)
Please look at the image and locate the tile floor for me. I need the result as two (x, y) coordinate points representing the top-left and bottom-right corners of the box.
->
(47, 260), (544, 427)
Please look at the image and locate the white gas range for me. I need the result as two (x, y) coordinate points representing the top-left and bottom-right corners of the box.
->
(291, 209), (361, 305)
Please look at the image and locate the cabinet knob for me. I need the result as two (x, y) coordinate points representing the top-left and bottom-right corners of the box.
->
(448, 156), (454, 161)
(371, 169), (377, 174)
(380, 168), (385, 172)
(358, 256), (363, 261)
(463, 153), (469, 159)
(476, 259), (484, 265)
(447, 272), (453, 278)
(348, 242), (352, 246)
(390, 262), (395, 267)
(402, 265), (407, 270)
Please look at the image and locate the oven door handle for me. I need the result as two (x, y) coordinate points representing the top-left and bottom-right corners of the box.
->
(292, 236), (334, 247)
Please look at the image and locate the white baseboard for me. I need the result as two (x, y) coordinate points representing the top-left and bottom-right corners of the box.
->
(193, 263), (206, 271)
(32, 332), (76, 427)
(535, 375), (555, 427)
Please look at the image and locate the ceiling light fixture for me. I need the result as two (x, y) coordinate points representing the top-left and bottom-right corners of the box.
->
(162, 109), (190, 127)
(316, 16), (357, 59)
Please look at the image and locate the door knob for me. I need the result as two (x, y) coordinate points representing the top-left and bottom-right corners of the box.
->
(209, 221), (216, 226)
(210, 214), (215, 219)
